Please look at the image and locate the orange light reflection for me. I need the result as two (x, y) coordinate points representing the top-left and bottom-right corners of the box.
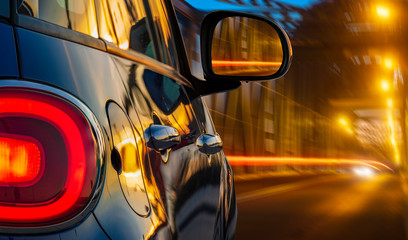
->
(212, 60), (282, 67)
(226, 156), (393, 172)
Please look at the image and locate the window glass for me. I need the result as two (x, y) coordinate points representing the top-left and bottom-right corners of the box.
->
(141, 70), (201, 138)
(143, 69), (181, 113)
(147, 0), (178, 68)
(176, 11), (204, 79)
(95, 0), (155, 58)
(18, 0), (98, 37)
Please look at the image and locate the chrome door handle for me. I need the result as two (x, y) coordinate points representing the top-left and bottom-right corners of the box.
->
(196, 134), (223, 155)
(144, 125), (181, 152)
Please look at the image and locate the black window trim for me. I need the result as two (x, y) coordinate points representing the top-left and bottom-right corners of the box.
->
(15, 14), (106, 52)
(162, 0), (190, 76)
(141, 0), (165, 67)
(106, 40), (193, 88)
(142, 0), (181, 71)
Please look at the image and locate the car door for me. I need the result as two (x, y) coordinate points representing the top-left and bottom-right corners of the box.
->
(135, 0), (235, 238)
(113, 56), (233, 239)
(110, 0), (233, 235)
(92, 0), (233, 238)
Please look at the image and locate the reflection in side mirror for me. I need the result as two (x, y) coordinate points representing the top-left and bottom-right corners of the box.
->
(200, 11), (292, 85)
(211, 16), (283, 77)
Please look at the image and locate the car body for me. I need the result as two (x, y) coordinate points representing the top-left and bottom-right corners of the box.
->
(0, 0), (291, 239)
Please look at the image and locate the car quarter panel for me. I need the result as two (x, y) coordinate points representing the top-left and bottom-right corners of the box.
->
(0, 23), (18, 77)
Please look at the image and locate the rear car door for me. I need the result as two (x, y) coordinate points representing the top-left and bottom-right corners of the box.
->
(91, 0), (233, 238)
(112, 59), (233, 239)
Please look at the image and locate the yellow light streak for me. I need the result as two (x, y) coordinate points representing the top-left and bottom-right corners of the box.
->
(226, 156), (393, 171)
(387, 108), (400, 165)
(212, 60), (282, 67)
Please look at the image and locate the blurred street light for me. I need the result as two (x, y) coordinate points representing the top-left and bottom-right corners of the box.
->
(338, 117), (348, 127)
(380, 53), (401, 166)
(338, 117), (353, 134)
(381, 80), (390, 92)
(376, 5), (390, 19)
(384, 58), (393, 69)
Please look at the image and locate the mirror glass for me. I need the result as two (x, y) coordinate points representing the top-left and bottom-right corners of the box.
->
(211, 16), (284, 77)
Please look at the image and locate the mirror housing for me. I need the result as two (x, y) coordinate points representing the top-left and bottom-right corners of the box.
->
(201, 11), (292, 82)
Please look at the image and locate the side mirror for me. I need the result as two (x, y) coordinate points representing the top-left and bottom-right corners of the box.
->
(201, 11), (292, 81)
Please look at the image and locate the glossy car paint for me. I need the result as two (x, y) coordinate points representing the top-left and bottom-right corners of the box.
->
(0, 215), (109, 240)
(0, 23), (18, 77)
(0, 3), (236, 238)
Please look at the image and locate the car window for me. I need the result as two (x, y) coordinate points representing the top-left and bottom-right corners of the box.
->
(143, 69), (181, 113)
(176, 10), (204, 79)
(95, 0), (156, 58)
(18, 0), (98, 37)
(146, 0), (179, 68)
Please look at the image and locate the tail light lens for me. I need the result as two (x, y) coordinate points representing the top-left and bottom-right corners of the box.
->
(0, 88), (100, 227)
(0, 135), (43, 185)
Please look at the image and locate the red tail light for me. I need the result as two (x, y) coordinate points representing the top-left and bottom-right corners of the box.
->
(0, 135), (43, 185)
(0, 87), (101, 227)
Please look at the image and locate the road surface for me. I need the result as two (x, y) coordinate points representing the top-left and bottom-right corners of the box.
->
(235, 173), (408, 240)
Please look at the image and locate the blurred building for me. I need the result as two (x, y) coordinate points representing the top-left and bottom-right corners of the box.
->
(174, 0), (408, 170)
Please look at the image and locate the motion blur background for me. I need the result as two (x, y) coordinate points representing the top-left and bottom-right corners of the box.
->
(174, 0), (408, 239)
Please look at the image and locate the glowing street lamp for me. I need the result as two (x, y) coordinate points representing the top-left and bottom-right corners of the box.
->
(384, 58), (393, 69)
(338, 117), (353, 134)
(338, 117), (348, 127)
(376, 5), (390, 19)
(381, 80), (390, 92)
